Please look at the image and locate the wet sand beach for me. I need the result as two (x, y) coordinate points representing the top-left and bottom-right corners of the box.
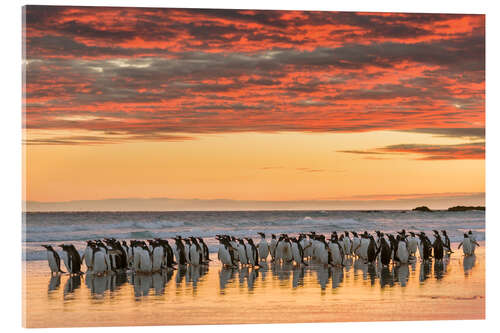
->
(23, 242), (485, 328)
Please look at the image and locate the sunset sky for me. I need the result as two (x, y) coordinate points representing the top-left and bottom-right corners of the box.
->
(23, 6), (485, 211)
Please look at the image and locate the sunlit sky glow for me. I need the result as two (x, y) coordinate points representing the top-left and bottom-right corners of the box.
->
(22, 6), (485, 211)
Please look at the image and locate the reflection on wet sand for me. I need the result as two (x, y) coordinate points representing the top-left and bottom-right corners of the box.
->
(48, 275), (61, 292)
(464, 254), (476, 275)
(48, 252), (479, 299)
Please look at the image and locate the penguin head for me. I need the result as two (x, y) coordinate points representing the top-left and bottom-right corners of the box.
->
(258, 232), (265, 238)
(441, 230), (447, 235)
(464, 233), (469, 238)
(271, 234), (276, 239)
(41, 245), (52, 250)
(468, 230), (473, 235)
(409, 232), (415, 237)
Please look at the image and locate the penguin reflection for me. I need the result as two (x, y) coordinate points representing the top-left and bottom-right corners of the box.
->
(367, 264), (377, 286)
(175, 265), (187, 285)
(188, 265), (208, 290)
(394, 264), (409, 287)
(419, 261), (432, 283)
(219, 267), (237, 292)
(433, 260), (445, 280)
(85, 273), (110, 296)
(247, 268), (258, 291)
(110, 273), (128, 293)
(316, 265), (330, 290)
(152, 273), (166, 295)
(379, 266), (394, 288)
(331, 266), (344, 289)
(463, 254), (476, 275)
(48, 274), (61, 292)
(63, 275), (81, 296)
(259, 262), (269, 281)
(277, 262), (293, 283)
(239, 267), (249, 285)
(134, 274), (153, 297)
(353, 258), (369, 280)
(292, 266), (305, 288)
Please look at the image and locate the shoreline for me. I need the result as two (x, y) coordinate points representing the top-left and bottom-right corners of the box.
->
(23, 242), (485, 328)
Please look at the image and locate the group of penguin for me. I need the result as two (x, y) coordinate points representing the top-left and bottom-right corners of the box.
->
(42, 236), (211, 276)
(42, 230), (480, 276)
(216, 230), (480, 269)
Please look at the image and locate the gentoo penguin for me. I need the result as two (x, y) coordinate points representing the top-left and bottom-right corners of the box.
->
(245, 238), (260, 268)
(407, 232), (418, 257)
(183, 238), (192, 264)
(282, 235), (293, 263)
(387, 234), (399, 262)
(189, 237), (203, 266)
(396, 235), (409, 264)
(218, 237), (236, 267)
(274, 235), (285, 263)
(59, 244), (82, 275)
(317, 236), (332, 266)
(81, 240), (94, 271)
(131, 241), (143, 271)
(366, 235), (378, 264)
(229, 236), (239, 262)
(418, 232), (433, 262)
(458, 233), (479, 256)
(197, 238), (210, 262)
(151, 240), (165, 272)
(42, 245), (64, 275)
(269, 234), (278, 261)
(91, 244), (109, 276)
(237, 238), (249, 265)
(157, 238), (176, 269)
(441, 230), (453, 254)
(329, 235), (344, 266)
(301, 234), (312, 260)
(138, 244), (153, 273)
(378, 233), (392, 266)
(257, 233), (269, 261)
(468, 230), (478, 254)
(343, 231), (352, 257)
(351, 232), (361, 258)
(432, 230), (444, 261)
(121, 240), (130, 265)
(291, 237), (308, 267)
(359, 232), (370, 261)
(173, 237), (187, 265)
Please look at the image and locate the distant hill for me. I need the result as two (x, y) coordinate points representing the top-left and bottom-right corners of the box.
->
(447, 206), (485, 211)
(412, 206), (432, 212)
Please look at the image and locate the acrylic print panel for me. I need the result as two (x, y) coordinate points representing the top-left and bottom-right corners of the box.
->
(22, 5), (485, 328)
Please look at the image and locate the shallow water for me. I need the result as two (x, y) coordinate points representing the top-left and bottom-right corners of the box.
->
(23, 242), (485, 327)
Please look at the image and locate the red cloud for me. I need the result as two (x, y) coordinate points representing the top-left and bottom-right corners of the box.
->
(23, 6), (485, 149)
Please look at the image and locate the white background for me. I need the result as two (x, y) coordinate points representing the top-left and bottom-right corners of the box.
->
(1, 0), (498, 332)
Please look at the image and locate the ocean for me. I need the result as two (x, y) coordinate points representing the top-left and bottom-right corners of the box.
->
(22, 210), (485, 261)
